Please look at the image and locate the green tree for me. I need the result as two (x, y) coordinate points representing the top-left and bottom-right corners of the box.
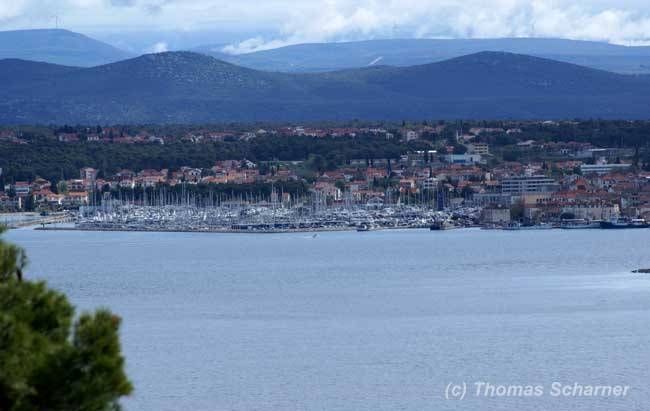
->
(23, 195), (35, 212)
(56, 181), (68, 195)
(305, 154), (327, 173)
(0, 227), (26, 282)
(510, 201), (525, 221)
(0, 227), (132, 411)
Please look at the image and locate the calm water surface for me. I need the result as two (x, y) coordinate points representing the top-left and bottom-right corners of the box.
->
(7, 228), (650, 411)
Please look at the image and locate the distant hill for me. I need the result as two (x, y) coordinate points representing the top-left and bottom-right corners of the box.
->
(1, 51), (650, 123)
(200, 38), (650, 74)
(0, 59), (80, 83)
(0, 29), (133, 67)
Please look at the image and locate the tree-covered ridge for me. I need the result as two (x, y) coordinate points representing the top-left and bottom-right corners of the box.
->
(4, 51), (650, 123)
(0, 134), (428, 182)
(4, 119), (650, 183)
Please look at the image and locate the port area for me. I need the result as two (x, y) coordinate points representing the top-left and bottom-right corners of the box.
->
(20, 205), (650, 234)
(35, 225), (362, 234)
(30, 203), (476, 234)
(2, 212), (72, 229)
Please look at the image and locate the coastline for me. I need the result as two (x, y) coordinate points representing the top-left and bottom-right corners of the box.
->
(35, 225), (362, 234)
(3, 214), (71, 229)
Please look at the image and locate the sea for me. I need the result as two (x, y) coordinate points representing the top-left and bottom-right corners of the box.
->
(6, 227), (650, 411)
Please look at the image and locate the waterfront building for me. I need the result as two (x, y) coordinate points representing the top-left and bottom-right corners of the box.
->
(471, 192), (512, 207)
(62, 192), (89, 207)
(481, 205), (511, 224)
(561, 202), (620, 220)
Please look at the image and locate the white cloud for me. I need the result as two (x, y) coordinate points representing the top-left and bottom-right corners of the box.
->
(145, 41), (168, 53)
(3, 0), (650, 51)
(218, 0), (650, 53)
(0, 0), (29, 21)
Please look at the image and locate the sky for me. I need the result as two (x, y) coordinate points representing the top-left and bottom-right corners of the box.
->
(2, 0), (650, 53)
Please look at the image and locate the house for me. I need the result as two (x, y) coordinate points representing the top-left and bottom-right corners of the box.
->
(13, 182), (31, 197)
(398, 179), (416, 193)
(33, 190), (64, 207)
(469, 127), (504, 135)
(0, 194), (21, 210)
(115, 169), (135, 180)
(66, 179), (86, 192)
(31, 178), (52, 191)
(419, 177), (439, 191)
(312, 181), (341, 201)
(57, 133), (79, 143)
(403, 130), (419, 142)
(365, 196), (385, 209)
(466, 143), (490, 156)
(80, 167), (98, 180)
(63, 192), (89, 207)
(179, 167), (202, 181)
(118, 179), (135, 189)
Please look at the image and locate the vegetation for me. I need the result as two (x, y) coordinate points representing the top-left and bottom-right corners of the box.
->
(0, 227), (132, 411)
(5, 119), (650, 184)
(4, 51), (650, 123)
(0, 134), (427, 183)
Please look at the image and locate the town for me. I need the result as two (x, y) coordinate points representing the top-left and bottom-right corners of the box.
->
(2, 120), (650, 231)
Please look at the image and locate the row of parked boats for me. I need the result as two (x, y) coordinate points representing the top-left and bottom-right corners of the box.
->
(568, 217), (650, 229)
(474, 217), (650, 231)
(75, 204), (482, 233)
(72, 203), (650, 233)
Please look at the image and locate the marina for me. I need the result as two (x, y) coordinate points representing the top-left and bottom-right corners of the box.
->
(24, 202), (650, 233)
(46, 203), (480, 233)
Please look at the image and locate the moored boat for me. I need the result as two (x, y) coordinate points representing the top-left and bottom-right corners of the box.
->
(600, 217), (650, 229)
(519, 223), (554, 230)
(560, 219), (600, 229)
(430, 221), (455, 230)
(356, 223), (378, 232)
(502, 222), (522, 230)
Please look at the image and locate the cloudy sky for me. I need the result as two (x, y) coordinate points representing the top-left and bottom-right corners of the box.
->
(2, 0), (650, 53)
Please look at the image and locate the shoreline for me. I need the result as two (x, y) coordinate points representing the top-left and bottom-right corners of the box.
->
(35, 225), (364, 234)
(4, 214), (71, 229)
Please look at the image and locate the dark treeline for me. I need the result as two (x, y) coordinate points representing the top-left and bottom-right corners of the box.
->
(469, 120), (650, 148)
(0, 134), (428, 182)
(5, 120), (650, 183)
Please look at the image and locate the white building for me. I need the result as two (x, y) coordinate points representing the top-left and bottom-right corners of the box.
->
(580, 163), (632, 175)
(403, 130), (419, 142)
(466, 143), (490, 155)
(500, 175), (559, 195)
(561, 203), (620, 220)
(443, 154), (483, 165)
